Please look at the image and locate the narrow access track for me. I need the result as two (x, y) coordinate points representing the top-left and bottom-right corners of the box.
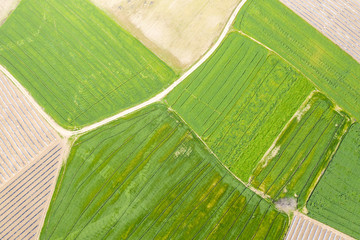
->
(0, 0), (248, 138)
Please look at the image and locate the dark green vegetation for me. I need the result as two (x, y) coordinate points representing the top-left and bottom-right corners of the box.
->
(0, 0), (175, 129)
(234, 0), (360, 120)
(41, 104), (288, 239)
(166, 32), (314, 181)
(250, 93), (351, 208)
(307, 123), (360, 239)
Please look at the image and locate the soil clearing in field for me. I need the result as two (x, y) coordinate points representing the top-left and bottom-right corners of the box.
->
(0, 0), (20, 25)
(91, 0), (240, 69)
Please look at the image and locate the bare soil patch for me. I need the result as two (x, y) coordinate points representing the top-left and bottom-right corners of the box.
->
(91, 0), (241, 70)
(0, 0), (20, 26)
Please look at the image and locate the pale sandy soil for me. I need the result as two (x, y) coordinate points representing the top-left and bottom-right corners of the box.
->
(0, 0), (20, 25)
(0, 71), (59, 186)
(285, 212), (355, 240)
(0, 140), (67, 240)
(91, 0), (241, 69)
(281, 0), (360, 63)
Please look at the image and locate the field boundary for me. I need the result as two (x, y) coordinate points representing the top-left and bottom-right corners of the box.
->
(0, 0), (248, 138)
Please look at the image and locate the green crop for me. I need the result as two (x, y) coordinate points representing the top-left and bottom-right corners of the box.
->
(307, 123), (360, 239)
(0, 0), (176, 129)
(166, 32), (314, 181)
(234, 0), (360, 120)
(250, 93), (351, 208)
(41, 104), (288, 239)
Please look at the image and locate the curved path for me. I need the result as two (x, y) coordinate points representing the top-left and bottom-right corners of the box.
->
(0, 0), (247, 137)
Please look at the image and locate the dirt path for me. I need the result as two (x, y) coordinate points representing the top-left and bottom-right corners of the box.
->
(0, 0), (248, 138)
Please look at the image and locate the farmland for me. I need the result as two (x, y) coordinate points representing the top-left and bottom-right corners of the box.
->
(285, 212), (352, 240)
(250, 93), (351, 208)
(307, 123), (360, 239)
(0, 69), (67, 240)
(41, 104), (288, 239)
(0, 0), (176, 129)
(0, 71), (58, 186)
(234, 0), (360, 120)
(0, 143), (65, 240)
(166, 32), (314, 181)
(281, 0), (360, 64)
(91, 0), (241, 69)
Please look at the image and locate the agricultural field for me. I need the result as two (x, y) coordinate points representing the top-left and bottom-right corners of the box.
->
(250, 93), (351, 208)
(91, 0), (241, 69)
(307, 123), (360, 239)
(234, 0), (360, 120)
(166, 32), (314, 181)
(0, 143), (66, 240)
(281, 0), (360, 63)
(41, 104), (289, 239)
(0, 71), (58, 185)
(285, 212), (353, 240)
(0, 0), (176, 129)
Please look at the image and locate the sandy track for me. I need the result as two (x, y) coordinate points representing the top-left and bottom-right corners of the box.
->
(285, 212), (355, 240)
(0, 140), (66, 240)
(0, 72), (59, 185)
(281, 0), (360, 63)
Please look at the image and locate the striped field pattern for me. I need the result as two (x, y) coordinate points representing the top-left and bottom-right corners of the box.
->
(0, 71), (57, 186)
(0, 143), (64, 240)
(281, 0), (360, 63)
(166, 32), (314, 181)
(41, 104), (289, 239)
(250, 93), (350, 207)
(0, 0), (175, 129)
(285, 212), (354, 240)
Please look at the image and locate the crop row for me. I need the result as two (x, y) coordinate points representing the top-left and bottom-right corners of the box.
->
(0, 144), (63, 240)
(41, 104), (288, 239)
(166, 32), (314, 181)
(250, 93), (351, 208)
(234, 0), (360, 120)
(0, 72), (57, 185)
(0, 0), (176, 129)
(307, 123), (360, 239)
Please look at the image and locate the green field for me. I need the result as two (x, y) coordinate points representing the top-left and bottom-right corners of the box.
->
(307, 123), (360, 239)
(234, 0), (360, 120)
(166, 32), (314, 181)
(0, 0), (176, 129)
(250, 93), (350, 207)
(41, 104), (288, 239)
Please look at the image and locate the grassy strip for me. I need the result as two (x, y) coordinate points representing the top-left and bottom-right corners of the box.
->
(234, 0), (360, 120)
(40, 103), (288, 239)
(250, 93), (351, 208)
(0, 0), (176, 129)
(166, 32), (314, 181)
(307, 123), (360, 239)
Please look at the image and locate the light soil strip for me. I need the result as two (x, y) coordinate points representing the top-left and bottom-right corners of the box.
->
(0, 72), (58, 185)
(0, 0), (248, 138)
(285, 212), (355, 240)
(0, 0), (20, 25)
(0, 139), (67, 240)
(281, 0), (360, 63)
